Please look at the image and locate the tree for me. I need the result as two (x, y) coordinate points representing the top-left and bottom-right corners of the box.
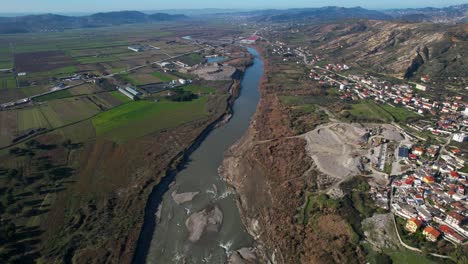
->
(168, 88), (198, 102)
(0, 222), (16, 244)
(5, 189), (14, 206)
(25, 139), (40, 149)
(451, 246), (468, 264)
(62, 139), (72, 149)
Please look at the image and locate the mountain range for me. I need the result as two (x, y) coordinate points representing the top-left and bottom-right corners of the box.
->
(0, 11), (187, 34)
(244, 4), (468, 24)
(0, 4), (467, 34)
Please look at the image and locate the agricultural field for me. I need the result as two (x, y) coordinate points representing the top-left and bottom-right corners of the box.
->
(18, 86), (50, 97)
(17, 107), (51, 132)
(0, 88), (25, 104)
(39, 97), (101, 128)
(33, 89), (73, 102)
(182, 84), (216, 94)
(380, 104), (421, 123)
(0, 75), (16, 89)
(14, 51), (76, 73)
(110, 90), (132, 103)
(69, 83), (102, 95)
(346, 100), (393, 123)
(89, 92), (127, 109)
(0, 21), (248, 263)
(177, 53), (204, 66)
(151, 71), (177, 82)
(0, 110), (18, 146)
(119, 73), (162, 86)
(0, 60), (12, 69)
(92, 98), (209, 142)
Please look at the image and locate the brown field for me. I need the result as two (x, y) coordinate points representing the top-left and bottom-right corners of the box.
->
(89, 92), (124, 110)
(0, 110), (18, 146)
(0, 88), (25, 103)
(14, 51), (75, 73)
(69, 83), (102, 95)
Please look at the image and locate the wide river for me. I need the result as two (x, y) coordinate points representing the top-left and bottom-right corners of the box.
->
(139, 47), (263, 263)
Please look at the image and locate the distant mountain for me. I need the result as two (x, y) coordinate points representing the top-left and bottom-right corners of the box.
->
(385, 4), (468, 23)
(229, 4), (467, 24)
(0, 11), (188, 34)
(246, 6), (392, 23)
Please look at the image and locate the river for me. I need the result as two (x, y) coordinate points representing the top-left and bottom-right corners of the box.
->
(136, 47), (263, 263)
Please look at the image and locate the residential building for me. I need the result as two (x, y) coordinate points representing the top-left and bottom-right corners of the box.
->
(423, 226), (441, 242)
(440, 225), (466, 244)
(405, 217), (423, 233)
(446, 211), (466, 226)
(452, 133), (467, 143)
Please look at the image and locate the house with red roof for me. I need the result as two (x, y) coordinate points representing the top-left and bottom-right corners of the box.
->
(423, 226), (441, 242)
(405, 217), (423, 233)
(440, 225), (466, 244)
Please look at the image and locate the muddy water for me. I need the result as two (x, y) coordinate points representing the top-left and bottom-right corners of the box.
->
(144, 47), (263, 263)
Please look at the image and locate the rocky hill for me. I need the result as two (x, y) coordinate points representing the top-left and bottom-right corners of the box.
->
(276, 20), (467, 82)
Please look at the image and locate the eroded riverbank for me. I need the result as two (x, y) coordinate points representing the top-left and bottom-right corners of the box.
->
(135, 47), (264, 263)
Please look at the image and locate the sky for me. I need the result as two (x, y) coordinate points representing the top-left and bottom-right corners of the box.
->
(0, 0), (466, 13)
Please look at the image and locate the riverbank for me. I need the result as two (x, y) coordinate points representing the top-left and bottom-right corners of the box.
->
(221, 43), (369, 264)
(132, 50), (256, 263)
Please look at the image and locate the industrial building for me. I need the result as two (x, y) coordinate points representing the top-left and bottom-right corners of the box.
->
(117, 87), (135, 100)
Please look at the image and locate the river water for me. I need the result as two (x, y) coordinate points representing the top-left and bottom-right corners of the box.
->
(144, 47), (263, 263)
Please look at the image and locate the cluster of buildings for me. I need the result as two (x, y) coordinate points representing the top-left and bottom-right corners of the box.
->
(338, 75), (467, 135)
(391, 153), (467, 244)
(309, 70), (468, 154)
(117, 86), (140, 100)
(0, 98), (30, 110)
(240, 35), (261, 45)
(270, 41), (322, 64)
(323, 63), (350, 72)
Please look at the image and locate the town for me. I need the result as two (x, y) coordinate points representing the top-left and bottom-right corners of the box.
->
(264, 34), (468, 252)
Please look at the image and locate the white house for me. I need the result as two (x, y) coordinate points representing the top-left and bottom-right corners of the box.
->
(453, 133), (467, 143)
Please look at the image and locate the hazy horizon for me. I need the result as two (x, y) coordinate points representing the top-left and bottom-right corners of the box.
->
(1, 0), (466, 14)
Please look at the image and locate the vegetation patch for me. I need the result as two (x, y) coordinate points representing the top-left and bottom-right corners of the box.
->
(380, 104), (420, 123)
(178, 53), (204, 66)
(182, 84), (216, 95)
(344, 100), (393, 123)
(33, 90), (73, 102)
(0, 77), (16, 89)
(92, 98), (209, 141)
(17, 108), (51, 132)
(151, 71), (176, 82)
(110, 91), (132, 103)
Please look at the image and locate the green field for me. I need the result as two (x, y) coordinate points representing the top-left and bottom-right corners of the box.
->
(33, 89), (73, 102)
(348, 101), (393, 123)
(386, 250), (436, 264)
(69, 83), (102, 95)
(41, 97), (101, 128)
(182, 84), (216, 94)
(151, 71), (176, 82)
(380, 104), (420, 123)
(92, 98), (209, 141)
(0, 77), (16, 89)
(25, 66), (78, 79)
(178, 53), (204, 66)
(280, 95), (310, 106)
(119, 74), (141, 86)
(76, 55), (118, 64)
(0, 61), (12, 69)
(17, 107), (51, 131)
(110, 90), (132, 103)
